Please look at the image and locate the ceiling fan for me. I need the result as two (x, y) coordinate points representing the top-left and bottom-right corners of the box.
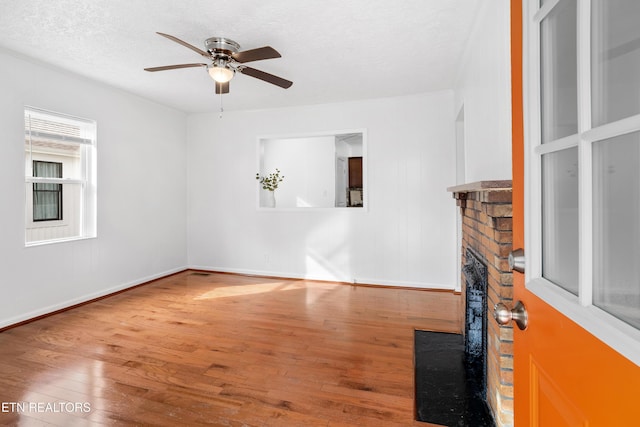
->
(144, 32), (293, 94)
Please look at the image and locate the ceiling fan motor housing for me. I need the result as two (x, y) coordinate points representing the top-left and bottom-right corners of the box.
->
(205, 37), (241, 56)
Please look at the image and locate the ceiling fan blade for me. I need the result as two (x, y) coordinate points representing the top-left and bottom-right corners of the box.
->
(156, 32), (210, 58)
(232, 46), (281, 63)
(144, 63), (207, 72)
(239, 66), (293, 89)
(215, 81), (229, 94)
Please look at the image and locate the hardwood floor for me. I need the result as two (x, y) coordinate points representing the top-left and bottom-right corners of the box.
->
(0, 271), (461, 426)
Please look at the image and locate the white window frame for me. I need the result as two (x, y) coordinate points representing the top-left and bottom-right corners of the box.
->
(523, 0), (640, 365)
(24, 107), (97, 246)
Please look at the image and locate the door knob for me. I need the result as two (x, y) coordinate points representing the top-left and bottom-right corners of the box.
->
(494, 300), (528, 330)
(509, 248), (525, 273)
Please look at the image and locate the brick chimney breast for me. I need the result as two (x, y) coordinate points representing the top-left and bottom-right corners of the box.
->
(448, 180), (514, 427)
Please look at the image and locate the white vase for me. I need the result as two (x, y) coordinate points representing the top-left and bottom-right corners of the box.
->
(265, 190), (276, 208)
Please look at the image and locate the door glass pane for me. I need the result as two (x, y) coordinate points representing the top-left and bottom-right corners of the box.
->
(540, 0), (578, 143)
(591, 0), (640, 127)
(542, 147), (579, 294)
(593, 132), (640, 329)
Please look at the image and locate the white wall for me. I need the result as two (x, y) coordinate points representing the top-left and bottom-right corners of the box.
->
(0, 49), (188, 328)
(454, 0), (512, 182)
(187, 91), (458, 289)
(261, 136), (336, 208)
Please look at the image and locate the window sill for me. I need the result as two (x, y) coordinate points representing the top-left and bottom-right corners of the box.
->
(25, 235), (96, 248)
(256, 206), (368, 212)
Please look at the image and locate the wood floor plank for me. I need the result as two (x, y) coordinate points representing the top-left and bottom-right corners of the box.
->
(0, 271), (461, 426)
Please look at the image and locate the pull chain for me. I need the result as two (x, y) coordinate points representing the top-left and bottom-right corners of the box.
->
(219, 89), (224, 119)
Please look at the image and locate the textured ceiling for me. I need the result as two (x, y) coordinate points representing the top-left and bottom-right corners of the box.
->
(0, 0), (481, 113)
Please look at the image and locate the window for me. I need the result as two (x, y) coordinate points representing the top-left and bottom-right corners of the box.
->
(33, 161), (63, 221)
(525, 0), (640, 363)
(24, 107), (97, 245)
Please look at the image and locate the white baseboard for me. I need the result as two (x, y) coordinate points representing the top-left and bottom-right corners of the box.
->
(189, 265), (455, 290)
(1, 265), (456, 329)
(353, 277), (454, 290)
(0, 266), (187, 329)
(189, 265), (323, 281)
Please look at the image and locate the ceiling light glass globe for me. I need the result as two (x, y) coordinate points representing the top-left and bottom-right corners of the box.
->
(208, 66), (234, 83)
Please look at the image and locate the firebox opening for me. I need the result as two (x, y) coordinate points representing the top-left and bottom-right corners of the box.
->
(463, 247), (488, 400)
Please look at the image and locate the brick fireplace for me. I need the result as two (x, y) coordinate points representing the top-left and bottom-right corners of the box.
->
(448, 180), (514, 427)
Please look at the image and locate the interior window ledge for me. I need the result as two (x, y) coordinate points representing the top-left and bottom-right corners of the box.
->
(25, 235), (97, 248)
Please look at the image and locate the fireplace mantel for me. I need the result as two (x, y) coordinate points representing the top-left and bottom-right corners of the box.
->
(447, 180), (512, 194)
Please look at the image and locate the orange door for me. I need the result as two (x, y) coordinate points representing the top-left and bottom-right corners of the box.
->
(510, 1), (640, 425)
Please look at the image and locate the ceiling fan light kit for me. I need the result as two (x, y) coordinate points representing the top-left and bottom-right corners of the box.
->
(208, 66), (234, 83)
(208, 61), (234, 83)
(144, 32), (292, 94)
